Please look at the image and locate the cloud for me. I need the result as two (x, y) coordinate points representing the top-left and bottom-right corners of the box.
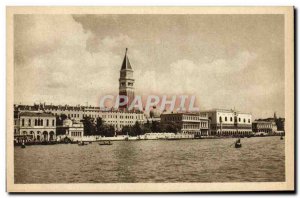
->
(14, 14), (284, 118)
(135, 51), (257, 95)
(14, 15), (133, 105)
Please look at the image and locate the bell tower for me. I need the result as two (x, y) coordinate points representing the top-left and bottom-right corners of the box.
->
(119, 48), (135, 110)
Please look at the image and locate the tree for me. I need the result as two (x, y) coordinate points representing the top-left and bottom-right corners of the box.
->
(82, 116), (96, 136)
(96, 117), (104, 136)
(132, 121), (143, 136)
(56, 114), (68, 126)
(144, 120), (151, 129)
(141, 126), (151, 134)
(122, 126), (132, 136)
(161, 121), (181, 133)
(101, 125), (115, 137)
(151, 121), (160, 132)
(142, 120), (152, 134)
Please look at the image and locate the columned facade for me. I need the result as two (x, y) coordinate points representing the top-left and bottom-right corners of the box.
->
(17, 112), (56, 142)
(203, 109), (252, 136)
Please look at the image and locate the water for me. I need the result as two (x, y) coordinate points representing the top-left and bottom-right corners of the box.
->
(14, 136), (285, 183)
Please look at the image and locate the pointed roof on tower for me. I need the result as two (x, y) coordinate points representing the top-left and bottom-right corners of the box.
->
(121, 48), (133, 70)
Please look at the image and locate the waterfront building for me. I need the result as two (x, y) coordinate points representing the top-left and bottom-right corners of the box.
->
(16, 111), (56, 141)
(119, 48), (135, 109)
(197, 112), (211, 136)
(14, 104), (146, 132)
(56, 118), (84, 139)
(101, 110), (145, 132)
(202, 109), (252, 136)
(252, 120), (277, 134)
(255, 113), (285, 133)
(160, 112), (210, 136)
(14, 103), (96, 120)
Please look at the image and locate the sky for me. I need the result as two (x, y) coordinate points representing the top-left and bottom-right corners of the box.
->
(14, 14), (285, 119)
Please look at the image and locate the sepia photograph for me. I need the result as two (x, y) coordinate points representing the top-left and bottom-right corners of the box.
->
(6, 6), (294, 192)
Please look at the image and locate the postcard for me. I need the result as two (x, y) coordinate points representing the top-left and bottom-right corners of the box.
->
(6, 6), (294, 192)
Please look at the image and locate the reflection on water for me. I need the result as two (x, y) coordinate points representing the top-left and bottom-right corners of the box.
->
(14, 136), (285, 183)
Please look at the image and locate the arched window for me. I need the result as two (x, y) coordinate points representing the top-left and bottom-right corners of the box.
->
(219, 116), (222, 122)
(52, 119), (55, 126)
(21, 119), (24, 126)
(41, 119), (43, 126)
(46, 119), (49, 126)
(243, 119), (246, 123)
(225, 117), (227, 121)
(28, 119), (31, 126)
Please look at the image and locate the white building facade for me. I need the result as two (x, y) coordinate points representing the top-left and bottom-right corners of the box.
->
(57, 119), (84, 141)
(17, 112), (56, 141)
(203, 109), (252, 136)
(160, 112), (210, 136)
(252, 120), (277, 134)
(101, 111), (145, 132)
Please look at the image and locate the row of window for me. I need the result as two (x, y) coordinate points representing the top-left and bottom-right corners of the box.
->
(120, 82), (134, 87)
(215, 130), (252, 135)
(200, 122), (208, 128)
(103, 115), (143, 119)
(70, 131), (82, 137)
(254, 124), (274, 128)
(163, 115), (206, 122)
(106, 120), (136, 124)
(255, 129), (273, 133)
(183, 115), (201, 121)
(53, 112), (144, 120)
(219, 116), (251, 123)
(21, 118), (55, 127)
(182, 124), (199, 129)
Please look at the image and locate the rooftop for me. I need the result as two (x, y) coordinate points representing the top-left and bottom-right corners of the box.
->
(120, 48), (133, 70)
(19, 112), (55, 117)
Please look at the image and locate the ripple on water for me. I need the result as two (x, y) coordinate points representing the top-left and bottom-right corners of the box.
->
(14, 136), (285, 183)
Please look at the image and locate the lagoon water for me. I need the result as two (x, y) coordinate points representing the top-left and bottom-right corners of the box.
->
(14, 136), (285, 183)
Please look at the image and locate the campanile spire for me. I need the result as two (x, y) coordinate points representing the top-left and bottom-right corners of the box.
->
(119, 48), (135, 110)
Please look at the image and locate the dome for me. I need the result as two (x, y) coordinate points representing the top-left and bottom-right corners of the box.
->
(150, 106), (161, 118)
(63, 119), (73, 127)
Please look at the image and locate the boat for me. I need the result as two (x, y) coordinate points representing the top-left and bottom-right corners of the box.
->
(166, 137), (181, 140)
(98, 141), (112, 146)
(235, 142), (242, 148)
(21, 142), (26, 149)
(280, 135), (284, 140)
(78, 141), (88, 146)
(234, 138), (242, 148)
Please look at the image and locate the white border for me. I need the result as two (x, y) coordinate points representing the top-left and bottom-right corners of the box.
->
(1, 1), (298, 197)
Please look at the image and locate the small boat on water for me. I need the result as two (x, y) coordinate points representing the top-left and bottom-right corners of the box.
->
(234, 138), (242, 148)
(98, 141), (112, 146)
(280, 135), (284, 140)
(235, 142), (242, 148)
(21, 142), (26, 148)
(166, 137), (181, 140)
(78, 141), (88, 146)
